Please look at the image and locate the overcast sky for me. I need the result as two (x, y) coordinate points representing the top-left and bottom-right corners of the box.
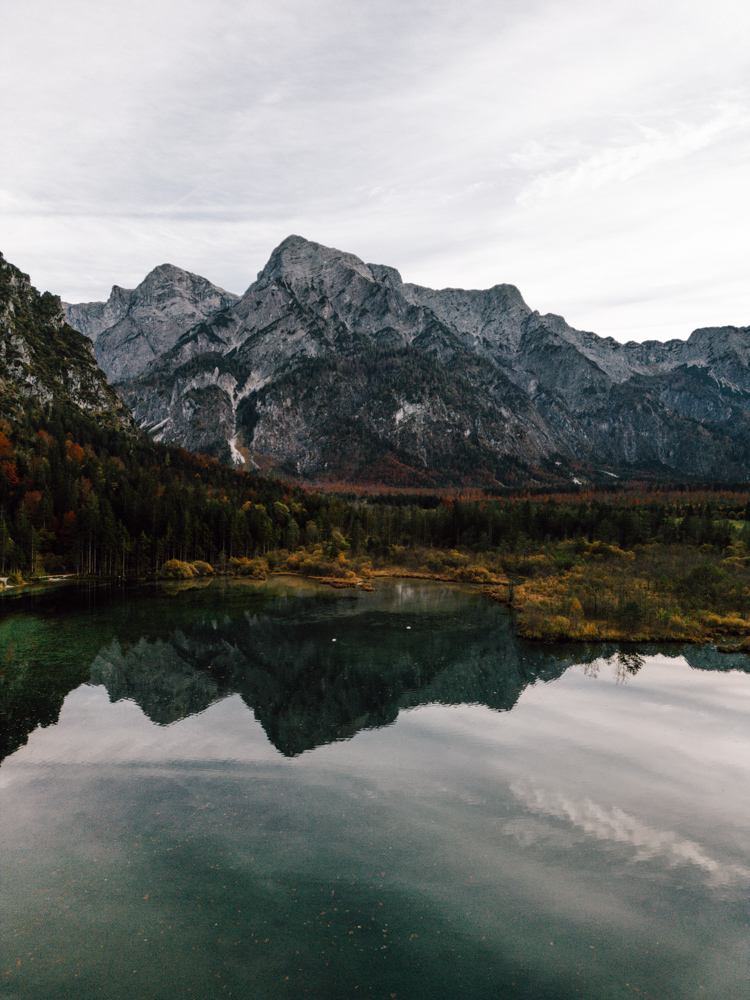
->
(2, 0), (749, 341)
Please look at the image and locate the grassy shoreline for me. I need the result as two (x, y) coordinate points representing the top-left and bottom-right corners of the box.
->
(6, 542), (750, 653)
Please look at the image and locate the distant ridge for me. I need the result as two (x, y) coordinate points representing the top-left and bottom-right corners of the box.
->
(64, 236), (750, 486)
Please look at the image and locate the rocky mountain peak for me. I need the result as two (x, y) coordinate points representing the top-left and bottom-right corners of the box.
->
(256, 235), (377, 290)
(367, 263), (405, 288)
(60, 235), (750, 486)
(62, 283), (134, 344)
(679, 325), (750, 392)
(402, 279), (533, 359)
(686, 325), (750, 358)
(129, 263), (237, 312)
(64, 264), (239, 383)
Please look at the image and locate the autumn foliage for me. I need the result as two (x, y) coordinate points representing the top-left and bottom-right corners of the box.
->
(3, 399), (750, 654)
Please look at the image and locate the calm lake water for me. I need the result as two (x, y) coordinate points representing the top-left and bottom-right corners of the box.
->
(1, 578), (749, 999)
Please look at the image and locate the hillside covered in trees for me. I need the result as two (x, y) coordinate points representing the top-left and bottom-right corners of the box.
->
(6, 397), (750, 650)
(1, 395), (748, 577)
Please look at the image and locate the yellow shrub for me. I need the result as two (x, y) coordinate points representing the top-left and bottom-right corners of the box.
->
(159, 560), (196, 580)
(453, 565), (493, 583)
(716, 615), (747, 632)
(228, 556), (268, 579)
(539, 615), (572, 640)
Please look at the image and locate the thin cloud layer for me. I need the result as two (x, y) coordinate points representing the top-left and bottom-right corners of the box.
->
(516, 105), (749, 206)
(2, 0), (749, 339)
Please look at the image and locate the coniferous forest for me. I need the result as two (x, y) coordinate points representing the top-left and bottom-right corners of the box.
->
(6, 388), (750, 648)
(3, 399), (750, 579)
(5, 397), (750, 649)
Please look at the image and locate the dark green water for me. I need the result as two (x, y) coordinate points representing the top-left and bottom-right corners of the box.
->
(1, 578), (749, 999)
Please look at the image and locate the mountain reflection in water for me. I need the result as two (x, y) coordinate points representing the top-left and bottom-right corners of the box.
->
(2, 578), (749, 763)
(91, 591), (570, 756)
(3, 579), (750, 1000)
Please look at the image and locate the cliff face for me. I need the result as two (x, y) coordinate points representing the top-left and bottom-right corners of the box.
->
(64, 265), (239, 383)
(0, 252), (134, 431)
(64, 236), (750, 485)
(62, 284), (134, 344)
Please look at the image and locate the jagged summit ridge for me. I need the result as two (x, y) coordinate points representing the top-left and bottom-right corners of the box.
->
(257, 234), (380, 287)
(63, 264), (239, 383)
(63, 236), (750, 485)
(63, 284), (134, 343)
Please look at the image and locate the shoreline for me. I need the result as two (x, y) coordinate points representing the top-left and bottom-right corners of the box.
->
(4, 562), (750, 654)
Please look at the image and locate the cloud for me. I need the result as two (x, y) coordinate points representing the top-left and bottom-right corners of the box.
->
(2, 0), (750, 336)
(516, 103), (750, 206)
(511, 782), (750, 887)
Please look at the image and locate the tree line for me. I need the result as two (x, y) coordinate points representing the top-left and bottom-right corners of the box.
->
(0, 402), (746, 580)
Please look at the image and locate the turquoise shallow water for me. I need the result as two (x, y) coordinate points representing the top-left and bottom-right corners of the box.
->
(1, 579), (749, 999)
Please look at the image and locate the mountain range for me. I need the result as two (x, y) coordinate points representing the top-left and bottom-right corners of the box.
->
(21, 234), (750, 485)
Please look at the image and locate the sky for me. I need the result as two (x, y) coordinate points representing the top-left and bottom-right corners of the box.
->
(2, 0), (749, 342)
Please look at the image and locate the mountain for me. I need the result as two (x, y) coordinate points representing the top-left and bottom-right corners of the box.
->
(4, 582), (560, 763)
(0, 587), (571, 763)
(63, 236), (750, 485)
(62, 283), (133, 344)
(87, 595), (570, 755)
(64, 264), (239, 383)
(86, 617), (750, 756)
(0, 251), (134, 431)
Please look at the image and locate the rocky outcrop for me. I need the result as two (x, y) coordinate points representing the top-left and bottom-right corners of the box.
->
(64, 264), (239, 383)
(0, 252), (135, 430)
(62, 284), (133, 344)
(65, 236), (750, 485)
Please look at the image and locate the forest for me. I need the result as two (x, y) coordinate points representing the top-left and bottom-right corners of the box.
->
(5, 401), (750, 647)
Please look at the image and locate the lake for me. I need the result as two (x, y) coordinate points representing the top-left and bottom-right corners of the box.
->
(1, 578), (749, 999)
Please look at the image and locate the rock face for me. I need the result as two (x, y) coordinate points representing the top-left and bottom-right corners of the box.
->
(64, 236), (750, 485)
(0, 252), (134, 430)
(62, 284), (134, 344)
(64, 265), (239, 383)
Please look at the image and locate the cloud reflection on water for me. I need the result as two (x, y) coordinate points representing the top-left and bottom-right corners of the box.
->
(510, 782), (750, 887)
(3, 583), (750, 998)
